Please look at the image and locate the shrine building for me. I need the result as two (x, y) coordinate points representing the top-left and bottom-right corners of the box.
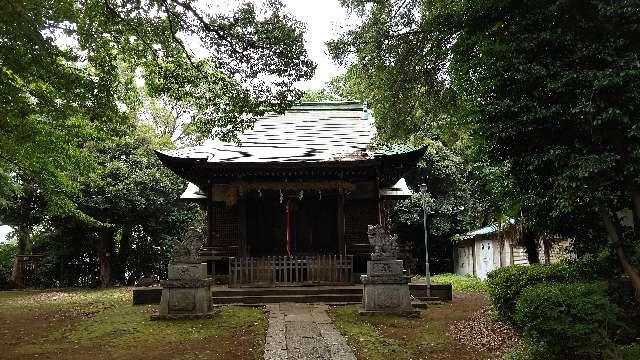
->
(156, 102), (426, 286)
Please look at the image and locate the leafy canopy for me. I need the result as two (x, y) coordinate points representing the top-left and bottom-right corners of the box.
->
(330, 0), (518, 235)
(0, 0), (315, 217)
(331, 0), (640, 234)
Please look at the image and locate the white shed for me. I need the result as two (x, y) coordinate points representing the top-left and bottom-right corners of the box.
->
(453, 220), (529, 280)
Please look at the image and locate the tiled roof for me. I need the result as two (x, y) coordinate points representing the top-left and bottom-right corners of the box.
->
(158, 102), (417, 164)
(460, 219), (516, 240)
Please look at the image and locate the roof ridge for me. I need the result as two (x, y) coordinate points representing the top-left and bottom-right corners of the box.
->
(292, 101), (365, 111)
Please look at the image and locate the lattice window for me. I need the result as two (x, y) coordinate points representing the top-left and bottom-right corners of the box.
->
(210, 204), (240, 247)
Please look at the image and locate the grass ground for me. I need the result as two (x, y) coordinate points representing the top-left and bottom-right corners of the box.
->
(329, 291), (518, 360)
(0, 288), (267, 360)
(414, 273), (487, 292)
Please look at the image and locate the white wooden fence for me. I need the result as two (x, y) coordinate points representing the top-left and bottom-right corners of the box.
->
(228, 255), (353, 287)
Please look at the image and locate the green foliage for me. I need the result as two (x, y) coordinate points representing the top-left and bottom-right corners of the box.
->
(502, 344), (535, 360)
(450, 0), (640, 220)
(302, 71), (364, 102)
(389, 140), (516, 273)
(328, 1), (468, 146)
(0, 239), (16, 271)
(302, 89), (341, 102)
(606, 277), (640, 344)
(486, 259), (600, 322)
(33, 124), (202, 287)
(515, 282), (620, 359)
(0, 240), (16, 289)
(618, 343), (640, 360)
(429, 273), (486, 292)
(1, 0), (314, 218)
(0, 121), (202, 288)
(331, 0), (640, 290)
(330, 1), (520, 266)
(0, 266), (8, 290)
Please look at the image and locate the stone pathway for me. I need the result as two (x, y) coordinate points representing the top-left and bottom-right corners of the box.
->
(264, 303), (356, 360)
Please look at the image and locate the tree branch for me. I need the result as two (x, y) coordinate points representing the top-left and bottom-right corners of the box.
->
(161, 0), (198, 70)
(169, 0), (245, 56)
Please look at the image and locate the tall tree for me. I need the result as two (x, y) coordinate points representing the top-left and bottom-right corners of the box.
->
(332, 0), (640, 300)
(452, 0), (640, 300)
(1, 0), (314, 218)
(25, 124), (202, 288)
(2, 0), (314, 287)
(329, 1), (517, 248)
(79, 124), (202, 287)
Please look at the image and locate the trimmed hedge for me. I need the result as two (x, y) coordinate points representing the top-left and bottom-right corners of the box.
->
(486, 258), (599, 322)
(515, 282), (620, 359)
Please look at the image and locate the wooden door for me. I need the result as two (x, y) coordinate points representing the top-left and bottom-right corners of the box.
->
(290, 196), (337, 255)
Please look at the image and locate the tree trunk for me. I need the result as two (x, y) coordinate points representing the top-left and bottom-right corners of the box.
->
(9, 225), (30, 288)
(118, 226), (132, 285)
(542, 237), (552, 264)
(599, 207), (640, 303)
(97, 229), (115, 288)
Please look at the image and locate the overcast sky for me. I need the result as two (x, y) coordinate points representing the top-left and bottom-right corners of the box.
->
(0, 226), (10, 244)
(281, 0), (354, 90)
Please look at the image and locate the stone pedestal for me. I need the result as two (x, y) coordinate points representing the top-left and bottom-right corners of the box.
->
(153, 263), (216, 320)
(360, 259), (419, 317)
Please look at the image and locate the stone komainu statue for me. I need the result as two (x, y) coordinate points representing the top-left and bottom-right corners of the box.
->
(170, 229), (205, 264)
(367, 224), (398, 261)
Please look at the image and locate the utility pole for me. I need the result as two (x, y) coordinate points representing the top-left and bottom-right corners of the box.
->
(419, 184), (431, 297)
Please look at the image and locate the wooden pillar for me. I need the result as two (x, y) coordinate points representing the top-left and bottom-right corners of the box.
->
(337, 193), (345, 255)
(376, 178), (386, 227)
(239, 196), (247, 256)
(378, 198), (386, 227)
(206, 180), (213, 247)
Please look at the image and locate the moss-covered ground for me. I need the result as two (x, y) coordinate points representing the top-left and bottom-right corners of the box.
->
(0, 288), (267, 360)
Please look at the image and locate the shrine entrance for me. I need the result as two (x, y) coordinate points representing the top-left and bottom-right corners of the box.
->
(246, 193), (338, 256)
(288, 196), (338, 255)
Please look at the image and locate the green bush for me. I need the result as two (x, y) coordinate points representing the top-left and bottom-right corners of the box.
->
(502, 344), (534, 360)
(618, 343), (640, 360)
(0, 241), (16, 270)
(486, 259), (597, 322)
(607, 278), (640, 343)
(515, 282), (620, 359)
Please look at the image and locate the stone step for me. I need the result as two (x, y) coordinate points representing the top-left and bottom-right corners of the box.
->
(212, 301), (362, 308)
(212, 286), (362, 297)
(412, 296), (442, 302)
(411, 301), (429, 309)
(132, 283), (452, 305)
(211, 293), (363, 304)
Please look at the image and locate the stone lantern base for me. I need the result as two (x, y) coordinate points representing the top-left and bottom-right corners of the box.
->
(152, 263), (217, 320)
(359, 259), (419, 317)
